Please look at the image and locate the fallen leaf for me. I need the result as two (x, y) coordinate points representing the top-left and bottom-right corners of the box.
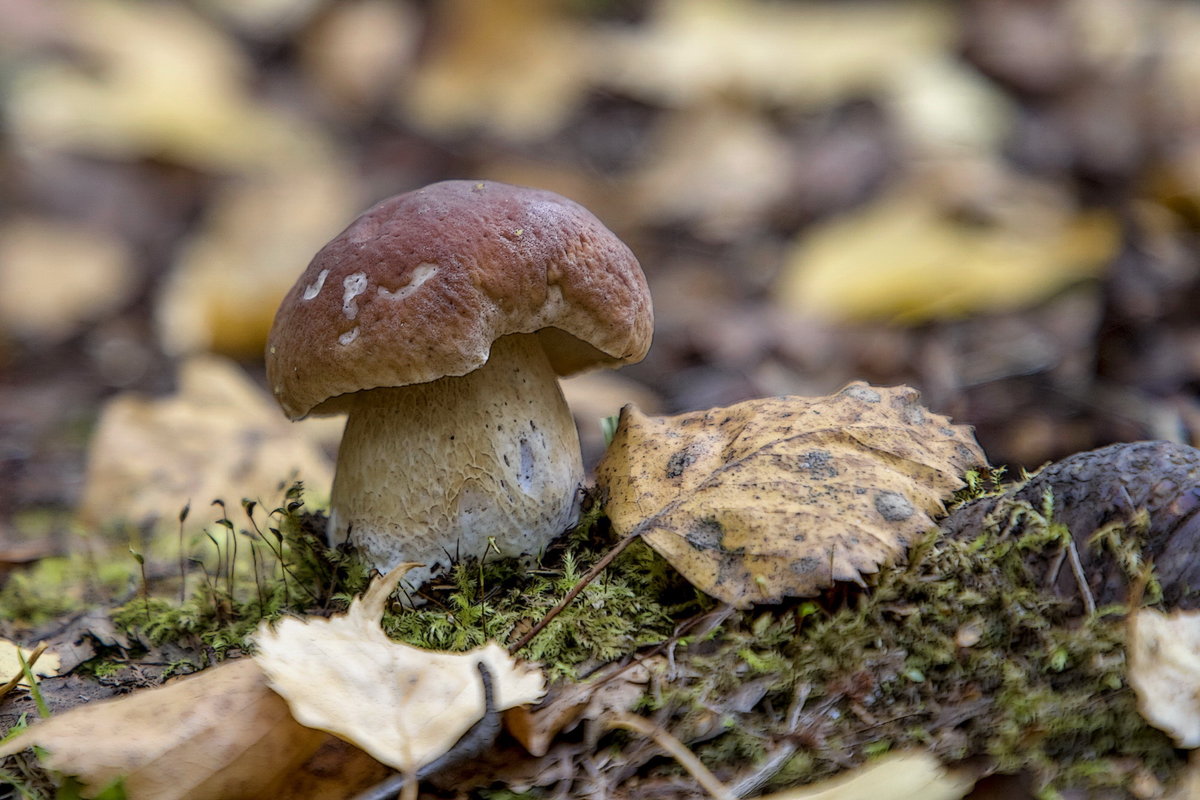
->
(298, 0), (419, 116)
(0, 639), (59, 689)
(631, 102), (796, 240)
(596, 383), (985, 606)
(157, 164), (360, 358)
(400, 0), (591, 141)
(0, 217), (135, 343)
(77, 354), (336, 534)
(1127, 606), (1200, 748)
(561, 370), (661, 469)
(506, 659), (657, 758)
(253, 565), (546, 774)
(0, 659), (362, 800)
(1166, 750), (1200, 800)
(598, 0), (954, 110)
(777, 175), (1119, 323)
(760, 749), (974, 800)
(8, 0), (327, 170)
(195, 0), (323, 38)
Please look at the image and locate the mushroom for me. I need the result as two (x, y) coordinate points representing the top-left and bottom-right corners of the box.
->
(266, 180), (652, 591)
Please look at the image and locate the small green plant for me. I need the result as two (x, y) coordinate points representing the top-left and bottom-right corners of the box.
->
(110, 483), (371, 659)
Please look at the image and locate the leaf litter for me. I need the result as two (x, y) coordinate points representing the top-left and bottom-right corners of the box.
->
(6, 418), (1199, 796)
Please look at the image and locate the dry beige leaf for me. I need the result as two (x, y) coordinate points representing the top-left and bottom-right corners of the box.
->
(253, 565), (546, 774)
(1165, 750), (1200, 800)
(0, 659), (337, 800)
(596, 383), (984, 606)
(761, 749), (974, 800)
(0, 640), (59, 692)
(561, 370), (661, 469)
(1127, 607), (1200, 748)
(0, 217), (135, 343)
(777, 177), (1118, 323)
(77, 354), (335, 534)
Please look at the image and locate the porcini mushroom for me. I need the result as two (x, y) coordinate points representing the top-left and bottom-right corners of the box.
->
(266, 180), (652, 590)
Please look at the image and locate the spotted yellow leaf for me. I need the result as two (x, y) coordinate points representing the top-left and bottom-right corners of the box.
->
(596, 383), (985, 607)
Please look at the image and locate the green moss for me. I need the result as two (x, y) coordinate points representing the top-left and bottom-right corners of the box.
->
(0, 557), (132, 626)
(107, 486), (372, 659)
(382, 505), (711, 680)
(638, 490), (1183, 797)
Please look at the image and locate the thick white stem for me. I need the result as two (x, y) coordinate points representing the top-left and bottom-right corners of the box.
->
(328, 334), (583, 593)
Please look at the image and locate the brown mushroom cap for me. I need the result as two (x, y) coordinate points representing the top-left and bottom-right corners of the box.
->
(266, 180), (653, 419)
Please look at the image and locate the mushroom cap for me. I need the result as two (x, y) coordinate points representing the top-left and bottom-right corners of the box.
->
(266, 180), (653, 419)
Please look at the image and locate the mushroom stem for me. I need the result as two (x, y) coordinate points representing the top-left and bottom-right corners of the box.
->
(328, 333), (584, 591)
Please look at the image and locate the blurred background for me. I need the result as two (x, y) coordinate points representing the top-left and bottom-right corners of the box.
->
(2, 0), (1199, 543)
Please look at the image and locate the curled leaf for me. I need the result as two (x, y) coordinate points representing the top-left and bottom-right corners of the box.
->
(253, 565), (546, 774)
(596, 383), (985, 606)
(1128, 607), (1200, 748)
(0, 660), (341, 800)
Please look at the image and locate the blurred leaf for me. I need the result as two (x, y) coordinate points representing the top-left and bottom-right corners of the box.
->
(596, 383), (985, 607)
(599, 0), (953, 110)
(157, 164), (360, 358)
(777, 175), (1119, 323)
(401, 0), (592, 140)
(1128, 606), (1200, 749)
(0, 217), (135, 342)
(883, 56), (1015, 156)
(299, 0), (419, 116)
(632, 102), (794, 240)
(0, 639), (59, 688)
(8, 0), (330, 170)
(78, 355), (338, 534)
(195, 0), (323, 38)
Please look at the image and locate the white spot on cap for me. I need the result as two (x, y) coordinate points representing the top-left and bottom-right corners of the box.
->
(377, 263), (438, 303)
(342, 272), (368, 320)
(302, 268), (330, 300)
(339, 327), (360, 346)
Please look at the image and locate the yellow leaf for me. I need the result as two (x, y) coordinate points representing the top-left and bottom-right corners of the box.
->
(1127, 607), (1200, 748)
(777, 181), (1119, 323)
(762, 750), (974, 800)
(595, 383), (985, 606)
(0, 218), (135, 343)
(598, 0), (954, 109)
(253, 565), (546, 774)
(77, 355), (336, 533)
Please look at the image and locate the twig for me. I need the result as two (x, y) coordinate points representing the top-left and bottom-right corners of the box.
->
(508, 531), (641, 655)
(606, 711), (737, 800)
(1066, 536), (1096, 616)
